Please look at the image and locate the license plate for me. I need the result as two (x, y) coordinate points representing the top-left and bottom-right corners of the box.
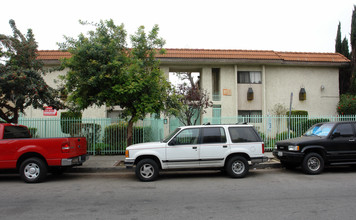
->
(278, 151), (283, 157)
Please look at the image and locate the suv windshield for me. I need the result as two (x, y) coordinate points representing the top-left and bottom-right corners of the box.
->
(162, 128), (181, 143)
(304, 123), (335, 137)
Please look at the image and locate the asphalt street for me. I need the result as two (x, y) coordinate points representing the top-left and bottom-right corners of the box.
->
(1, 167), (356, 220)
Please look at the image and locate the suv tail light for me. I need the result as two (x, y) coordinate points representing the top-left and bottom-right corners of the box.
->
(62, 142), (71, 153)
(262, 143), (265, 154)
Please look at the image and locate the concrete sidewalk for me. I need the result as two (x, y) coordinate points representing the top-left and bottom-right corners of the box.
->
(68, 152), (281, 173)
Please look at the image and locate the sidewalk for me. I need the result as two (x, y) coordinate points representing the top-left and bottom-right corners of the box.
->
(68, 152), (281, 173)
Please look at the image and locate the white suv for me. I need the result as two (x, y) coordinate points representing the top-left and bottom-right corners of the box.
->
(125, 124), (268, 181)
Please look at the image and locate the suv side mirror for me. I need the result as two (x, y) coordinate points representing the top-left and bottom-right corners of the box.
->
(169, 139), (176, 146)
(332, 132), (341, 138)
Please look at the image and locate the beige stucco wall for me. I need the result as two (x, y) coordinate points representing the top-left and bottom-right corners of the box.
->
(264, 66), (339, 115)
(23, 62), (340, 120)
(188, 64), (339, 118)
(23, 67), (107, 119)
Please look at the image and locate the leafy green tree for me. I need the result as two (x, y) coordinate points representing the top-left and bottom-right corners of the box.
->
(59, 19), (179, 146)
(0, 19), (62, 123)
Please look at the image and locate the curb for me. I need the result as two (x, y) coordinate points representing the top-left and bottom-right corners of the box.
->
(67, 159), (282, 173)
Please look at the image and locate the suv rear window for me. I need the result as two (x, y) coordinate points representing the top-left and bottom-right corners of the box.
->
(3, 126), (31, 139)
(202, 127), (226, 144)
(229, 127), (260, 143)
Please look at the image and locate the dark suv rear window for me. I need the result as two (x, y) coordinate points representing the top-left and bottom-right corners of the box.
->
(229, 127), (260, 143)
(3, 126), (31, 139)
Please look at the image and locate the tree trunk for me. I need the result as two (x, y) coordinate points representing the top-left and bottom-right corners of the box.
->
(127, 118), (134, 147)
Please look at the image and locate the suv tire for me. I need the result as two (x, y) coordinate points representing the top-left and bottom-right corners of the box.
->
(135, 159), (159, 182)
(225, 156), (249, 178)
(302, 153), (324, 175)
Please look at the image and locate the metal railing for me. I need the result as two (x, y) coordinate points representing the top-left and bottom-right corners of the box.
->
(17, 115), (356, 154)
(203, 115), (356, 151)
(18, 117), (164, 155)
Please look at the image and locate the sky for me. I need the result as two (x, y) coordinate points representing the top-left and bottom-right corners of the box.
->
(1, 0), (355, 53)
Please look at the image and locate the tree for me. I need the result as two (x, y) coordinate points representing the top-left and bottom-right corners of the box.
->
(59, 19), (177, 146)
(0, 19), (62, 123)
(335, 22), (342, 53)
(350, 5), (356, 93)
(173, 72), (213, 126)
(335, 22), (352, 94)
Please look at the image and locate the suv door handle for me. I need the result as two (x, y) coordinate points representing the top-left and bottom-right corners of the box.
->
(223, 145), (227, 148)
(349, 139), (355, 142)
(192, 146), (197, 149)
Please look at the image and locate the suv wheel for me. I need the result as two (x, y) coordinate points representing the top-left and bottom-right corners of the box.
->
(302, 153), (324, 175)
(225, 156), (249, 178)
(135, 159), (159, 182)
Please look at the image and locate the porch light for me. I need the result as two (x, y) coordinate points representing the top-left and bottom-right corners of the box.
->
(299, 88), (306, 101)
(247, 87), (254, 101)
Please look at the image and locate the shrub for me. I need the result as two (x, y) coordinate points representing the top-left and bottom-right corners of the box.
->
(60, 111), (82, 136)
(103, 122), (152, 154)
(337, 94), (356, 115)
(94, 143), (112, 155)
(28, 127), (39, 138)
(79, 123), (101, 152)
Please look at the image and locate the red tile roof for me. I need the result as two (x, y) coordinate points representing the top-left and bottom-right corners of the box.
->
(37, 49), (350, 64)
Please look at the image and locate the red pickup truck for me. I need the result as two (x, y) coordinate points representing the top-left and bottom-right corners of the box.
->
(0, 123), (88, 183)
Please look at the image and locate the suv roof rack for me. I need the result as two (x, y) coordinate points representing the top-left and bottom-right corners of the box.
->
(236, 122), (248, 125)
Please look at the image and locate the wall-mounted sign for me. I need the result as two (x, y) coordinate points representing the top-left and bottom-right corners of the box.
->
(223, 89), (231, 96)
(43, 106), (57, 116)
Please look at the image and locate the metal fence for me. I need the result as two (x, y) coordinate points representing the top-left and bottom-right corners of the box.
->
(18, 117), (165, 155)
(17, 115), (356, 154)
(203, 115), (356, 151)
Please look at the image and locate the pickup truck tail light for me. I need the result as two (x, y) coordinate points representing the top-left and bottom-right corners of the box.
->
(62, 142), (71, 153)
(262, 143), (265, 154)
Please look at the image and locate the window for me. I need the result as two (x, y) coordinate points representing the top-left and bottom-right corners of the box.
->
(171, 128), (200, 145)
(238, 110), (262, 123)
(212, 105), (221, 124)
(202, 127), (226, 144)
(229, 127), (260, 143)
(333, 124), (354, 137)
(4, 126), (31, 139)
(212, 68), (221, 101)
(238, 71), (262, 84)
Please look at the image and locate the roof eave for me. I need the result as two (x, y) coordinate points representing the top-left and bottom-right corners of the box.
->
(158, 58), (350, 67)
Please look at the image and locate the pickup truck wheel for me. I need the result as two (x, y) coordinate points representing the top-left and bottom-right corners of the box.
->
(135, 159), (159, 182)
(302, 153), (324, 175)
(20, 158), (48, 183)
(226, 156), (249, 178)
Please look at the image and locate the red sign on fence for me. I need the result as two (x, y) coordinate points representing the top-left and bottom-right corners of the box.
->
(43, 106), (57, 116)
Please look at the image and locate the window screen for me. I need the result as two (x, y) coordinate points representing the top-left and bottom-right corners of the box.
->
(229, 127), (260, 143)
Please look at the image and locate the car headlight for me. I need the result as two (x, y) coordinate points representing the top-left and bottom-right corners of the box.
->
(274, 145), (278, 150)
(288, 145), (299, 151)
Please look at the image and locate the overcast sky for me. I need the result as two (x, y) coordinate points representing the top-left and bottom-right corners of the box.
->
(1, 0), (355, 53)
